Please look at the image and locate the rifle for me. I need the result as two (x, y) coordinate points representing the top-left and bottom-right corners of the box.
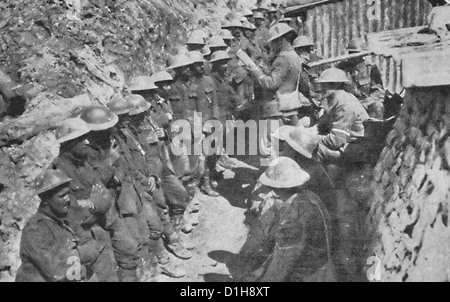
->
(307, 51), (373, 68)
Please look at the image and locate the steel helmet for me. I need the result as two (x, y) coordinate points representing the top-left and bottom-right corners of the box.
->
(219, 29), (234, 41)
(210, 50), (232, 64)
(79, 105), (119, 131)
(128, 76), (157, 91)
(242, 21), (257, 31)
(250, 5), (259, 12)
(207, 36), (228, 49)
(253, 12), (266, 20)
(239, 16), (248, 23)
(316, 68), (350, 84)
(55, 118), (91, 144)
(126, 94), (151, 116)
(293, 36), (315, 49)
(169, 53), (194, 70)
(107, 94), (134, 116)
(285, 127), (319, 159)
(271, 125), (296, 141)
(259, 4), (270, 12)
(34, 169), (72, 196)
(259, 157), (311, 188)
(347, 38), (368, 52)
(201, 46), (211, 58)
(187, 51), (205, 64)
(243, 9), (253, 17)
(151, 70), (173, 85)
(187, 30), (207, 45)
(269, 6), (278, 13)
(268, 23), (295, 42)
(223, 19), (244, 29)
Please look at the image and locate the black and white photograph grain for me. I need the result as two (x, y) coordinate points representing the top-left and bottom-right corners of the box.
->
(0, 0), (449, 284)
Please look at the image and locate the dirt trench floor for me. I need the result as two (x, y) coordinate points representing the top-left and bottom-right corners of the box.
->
(155, 156), (262, 282)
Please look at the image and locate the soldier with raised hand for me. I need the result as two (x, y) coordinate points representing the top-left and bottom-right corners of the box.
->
(16, 169), (116, 282)
(336, 38), (385, 119)
(238, 157), (335, 282)
(53, 116), (136, 282)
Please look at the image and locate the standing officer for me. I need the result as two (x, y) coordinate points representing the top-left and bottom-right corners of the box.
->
(245, 23), (301, 159)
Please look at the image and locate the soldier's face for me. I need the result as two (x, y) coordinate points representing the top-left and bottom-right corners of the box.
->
(65, 135), (89, 158)
(270, 38), (283, 54)
(46, 185), (71, 218)
(216, 62), (228, 75)
(255, 19), (263, 27)
(119, 114), (131, 128)
(296, 48), (312, 63)
(192, 62), (205, 75)
(232, 29), (241, 38)
(182, 66), (192, 78)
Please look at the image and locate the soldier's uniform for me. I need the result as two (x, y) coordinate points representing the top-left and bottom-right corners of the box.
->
(16, 170), (116, 282)
(239, 157), (334, 282)
(186, 74), (218, 123)
(209, 71), (244, 124)
(317, 90), (370, 159)
(16, 202), (86, 282)
(337, 56), (385, 119)
(54, 151), (138, 281)
(242, 189), (331, 282)
(249, 43), (303, 156)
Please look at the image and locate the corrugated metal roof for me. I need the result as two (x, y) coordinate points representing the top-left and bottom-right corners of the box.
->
(284, 0), (433, 92)
(284, 0), (336, 15)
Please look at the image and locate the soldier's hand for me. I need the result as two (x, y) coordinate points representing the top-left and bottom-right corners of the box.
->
(155, 128), (166, 139)
(147, 177), (157, 193)
(107, 142), (120, 165)
(89, 184), (105, 209)
(77, 199), (94, 210)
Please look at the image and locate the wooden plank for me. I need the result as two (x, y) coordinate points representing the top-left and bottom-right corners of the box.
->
(402, 50), (450, 88)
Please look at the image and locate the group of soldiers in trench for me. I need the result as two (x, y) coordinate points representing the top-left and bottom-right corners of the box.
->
(7, 2), (401, 282)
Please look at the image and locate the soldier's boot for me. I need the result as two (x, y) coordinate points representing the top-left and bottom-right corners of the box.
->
(173, 212), (193, 234)
(200, 169), (220, 197)
(136, 247), (158, 282)
(171, 214), (195, 249)
(179, 232), (195, 250)
(154, 238), (185, 278)
(165, 232), (193, 260)
(117, 267), (138, 282)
